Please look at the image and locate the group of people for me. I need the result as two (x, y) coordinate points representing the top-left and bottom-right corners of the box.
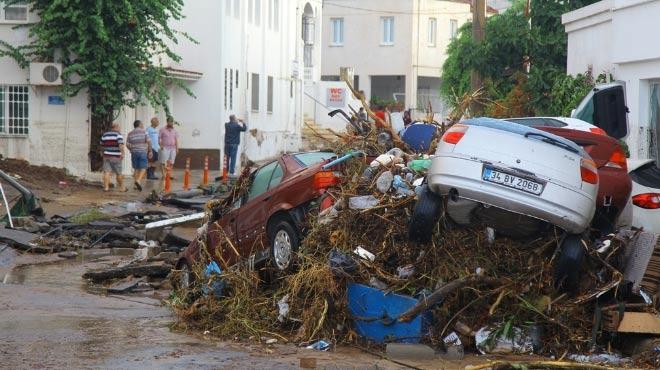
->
(100, 114), (247, 192)
(100, 116), (179, 192)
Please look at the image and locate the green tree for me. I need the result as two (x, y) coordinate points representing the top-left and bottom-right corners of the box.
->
(0, 0), (192, 170)
(441, 0), (600, 116)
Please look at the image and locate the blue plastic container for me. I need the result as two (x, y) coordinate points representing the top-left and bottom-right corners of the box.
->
(347, 283), (432, 343)
(400, 123), (439, 153)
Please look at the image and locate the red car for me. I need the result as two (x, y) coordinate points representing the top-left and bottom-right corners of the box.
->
(537, 126), (632, 233)
(175, 151), (338, 286)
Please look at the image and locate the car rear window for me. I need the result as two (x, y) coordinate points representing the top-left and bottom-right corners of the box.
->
(293, 152), (336, 167)
(630, 161), (660, 188)
(506, 118), (567, 128)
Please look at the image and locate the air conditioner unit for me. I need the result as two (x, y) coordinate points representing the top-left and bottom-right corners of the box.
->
(29, 63), (63, 86)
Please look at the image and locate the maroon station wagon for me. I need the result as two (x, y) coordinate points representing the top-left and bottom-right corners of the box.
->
(175, 151), (338, 285)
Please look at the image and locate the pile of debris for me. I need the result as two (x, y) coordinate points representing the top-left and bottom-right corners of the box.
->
(169, 142), (659, 368)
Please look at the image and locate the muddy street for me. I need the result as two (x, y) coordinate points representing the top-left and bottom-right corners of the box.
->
(0, 255), (400, 370)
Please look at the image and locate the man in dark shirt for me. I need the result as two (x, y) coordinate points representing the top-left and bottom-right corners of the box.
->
(224, 114), (247, 176)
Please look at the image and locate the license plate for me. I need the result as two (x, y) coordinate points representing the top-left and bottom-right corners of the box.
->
(482, 167), (543, 195)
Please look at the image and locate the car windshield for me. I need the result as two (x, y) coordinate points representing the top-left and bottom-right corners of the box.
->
(293, 152), (336, 167)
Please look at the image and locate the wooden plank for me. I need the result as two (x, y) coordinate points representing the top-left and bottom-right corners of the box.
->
(617, 312), (660, 334)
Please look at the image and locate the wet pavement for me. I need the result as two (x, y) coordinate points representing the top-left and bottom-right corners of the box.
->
(0, 254), (405, 369)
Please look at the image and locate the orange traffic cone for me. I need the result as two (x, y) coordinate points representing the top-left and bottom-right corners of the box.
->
(202, 155), (209, 186)
(222, 152), (229, 184)
(164, 161), (172, 193)
(183, 157), (191, 191)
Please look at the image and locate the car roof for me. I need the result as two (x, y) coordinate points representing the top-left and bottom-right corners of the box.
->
(462, 117), (588, 157)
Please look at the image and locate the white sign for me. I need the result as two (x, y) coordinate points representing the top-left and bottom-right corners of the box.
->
(326, 87), (346, 107)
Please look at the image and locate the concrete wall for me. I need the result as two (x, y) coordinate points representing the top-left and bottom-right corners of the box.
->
(563, 0), (660, 161)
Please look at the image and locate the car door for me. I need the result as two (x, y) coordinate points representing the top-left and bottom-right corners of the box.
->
(235, 161), (283, 263)
(573, 83), (628, 139)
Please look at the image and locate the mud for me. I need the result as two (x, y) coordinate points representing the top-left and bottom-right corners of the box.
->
(0, 255), (406, 369)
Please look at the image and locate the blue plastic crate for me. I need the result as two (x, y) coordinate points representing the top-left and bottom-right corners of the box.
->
(347, 283), (432, 343)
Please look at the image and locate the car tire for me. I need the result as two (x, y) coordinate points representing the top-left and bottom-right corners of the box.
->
(554, 234), (585, 295)
(268, 219), (300, 272)
(172, 259), (194, 291)
(408, 185), (444, 243)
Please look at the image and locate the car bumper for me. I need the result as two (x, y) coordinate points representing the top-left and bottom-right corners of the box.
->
(428, 155), (596, 234)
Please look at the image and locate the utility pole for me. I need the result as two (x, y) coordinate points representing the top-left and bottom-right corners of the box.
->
(470, 0), (486, 116)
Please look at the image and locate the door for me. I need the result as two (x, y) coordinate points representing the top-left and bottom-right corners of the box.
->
(236, 161), (284, 260)
(649, 83), (660, 164)
(573, 83), (628, 139)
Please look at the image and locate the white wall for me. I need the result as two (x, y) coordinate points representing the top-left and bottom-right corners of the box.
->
(321, 0), (470, 110)
(564, 0), (660, 161)
(303, 81), (362, 131)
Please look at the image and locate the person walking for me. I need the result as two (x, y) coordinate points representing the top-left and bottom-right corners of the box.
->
(224, 114), (247, 176)
(146, 117), (160, 180)
(100, 123), (127, 192)
(126, 120), (151, 191)
(159, 116), (179, 178)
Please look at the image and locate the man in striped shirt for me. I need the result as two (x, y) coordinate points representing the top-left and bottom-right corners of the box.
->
(100, 123), (127, 192)
(126, 120), (151, 191)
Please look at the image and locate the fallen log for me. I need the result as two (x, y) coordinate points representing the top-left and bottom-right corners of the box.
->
(82, 262), (171, 283)
(397, 275), (506, 323)
(464, 360), (641, 370)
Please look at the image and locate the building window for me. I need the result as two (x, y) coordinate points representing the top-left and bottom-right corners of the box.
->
(274, 0), (279, 30)
(224, 69), (228, 109)
(450, 19), (458, 40)
(235, 70), (239, 88)
(255, 0), (261, 26)
(267, 76), (273, 113)
(251, 73), (259, 111)
(1, 1), (28, 22)
(428, 18), (437, 47)
(229, 69), (234, 110)
(234, 0), (240, 18)
(0, 85), (29, 135)
(248, 0), (253, 23)
(381, 17), (394, 45)
(330, 18), (344, 46)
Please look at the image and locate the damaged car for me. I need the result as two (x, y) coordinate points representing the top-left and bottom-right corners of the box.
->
(174, 151), (339, 287)
(409, 118), (599, 291)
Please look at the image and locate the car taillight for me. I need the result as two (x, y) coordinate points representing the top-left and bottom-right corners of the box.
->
(589, 127), (607, 136)
(580, 158), (599, 184)
(314, 171), (338, 190)
(632, 193), (660, 209)
(604, 146), (627, 170)
(442, 124), (468, 144)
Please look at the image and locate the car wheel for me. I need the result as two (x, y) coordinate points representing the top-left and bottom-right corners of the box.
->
(269, 219), (300, 272)
(554, 234), (586, 295)
(408, 185), (444, 243)
(172, 259), (194, 291)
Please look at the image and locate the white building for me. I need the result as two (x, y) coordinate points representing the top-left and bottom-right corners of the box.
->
(0, 0), (322, 176)
(563, 0), (660, 162)
(320, 0), (473, 117)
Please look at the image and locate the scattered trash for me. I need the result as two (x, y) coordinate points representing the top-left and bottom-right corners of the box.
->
(353, 246), (375, 262)
(348, 195), (379, 210)
(305, 340), (330, 351)
(329, 249), (357, 276)
(568, 352), (631, 366)
(203, 261), (225, 297)
(475, 325), (534, 355)
(277, 294), (290, 323)
(396, 264), (415, 279)
(375, 171), (394, 193)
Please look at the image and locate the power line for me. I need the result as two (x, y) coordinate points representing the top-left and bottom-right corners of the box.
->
(324, 1), (475, 16)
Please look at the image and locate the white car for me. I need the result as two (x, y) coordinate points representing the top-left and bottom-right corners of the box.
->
(628, 159), (660, 233)
(506, 117), (607, 136)
(409, 118), (599, 293)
